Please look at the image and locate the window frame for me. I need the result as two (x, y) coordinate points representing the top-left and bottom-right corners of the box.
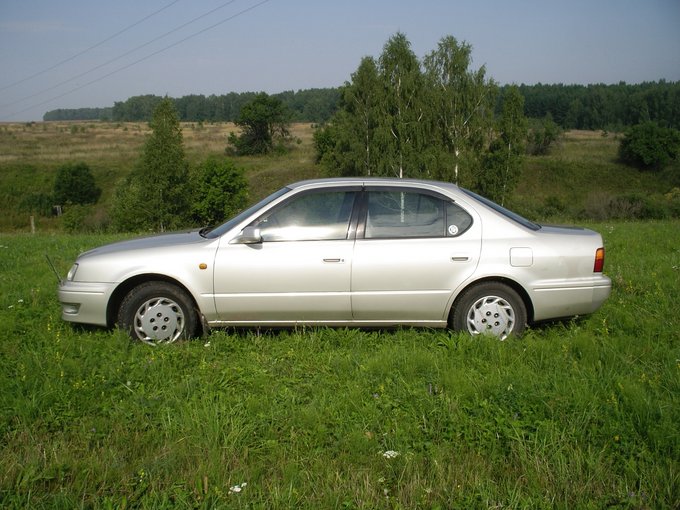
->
(247, 186), (362, 242)
(356, 186), (473, 240)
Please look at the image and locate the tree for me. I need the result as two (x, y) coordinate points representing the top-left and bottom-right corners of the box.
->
(316, 57), (381, 176)
(53, 162), (101, 205)
(191, 157), (249, 225)
(315, 33), (500, 186)
(479, 86), (527, 204)
(228, 93), (291, 155)
(619, 122), (680, 170)
(423, 35), (497, 186)
(375, 32), (427, 178)
(111, 98), (190, 232)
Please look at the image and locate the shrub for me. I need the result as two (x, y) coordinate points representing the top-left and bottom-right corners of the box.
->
(61, 204), (90, 233)
(619, 122), (680, 170)
(53, 162), (101, 205)
(18, 193), (54, 216)
(582, 192), (674, 220)
(191, 157), (248, 226)
(527, 114), (561, 155)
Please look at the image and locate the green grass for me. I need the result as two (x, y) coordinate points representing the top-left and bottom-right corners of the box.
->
(1, 222), (678, 508)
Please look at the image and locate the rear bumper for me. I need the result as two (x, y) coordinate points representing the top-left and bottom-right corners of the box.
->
(531, 275), (611, 321)
(58, 281), (115, 327)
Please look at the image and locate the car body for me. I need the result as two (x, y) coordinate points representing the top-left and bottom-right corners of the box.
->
(58, 178), (611, 343)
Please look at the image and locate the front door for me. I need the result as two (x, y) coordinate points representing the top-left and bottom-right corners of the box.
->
(212, 188), (359, 323)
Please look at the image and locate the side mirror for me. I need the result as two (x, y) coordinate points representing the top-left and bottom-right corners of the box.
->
(231, 226), (262, 244)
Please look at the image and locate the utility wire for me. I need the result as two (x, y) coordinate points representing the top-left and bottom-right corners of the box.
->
(5, 0), (273, 120)
(2, 0), (240, 109)
(0, 0), (183, 92)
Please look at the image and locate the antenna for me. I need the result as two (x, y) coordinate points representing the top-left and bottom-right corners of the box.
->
(45, 254), (63, 285)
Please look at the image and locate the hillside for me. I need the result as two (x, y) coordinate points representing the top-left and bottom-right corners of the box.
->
(0, 121), (677, 232)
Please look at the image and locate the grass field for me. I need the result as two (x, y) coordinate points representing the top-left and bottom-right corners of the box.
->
(0, 121), (320, 232)
(1, 121), (679, 507)
(1, 122), (679, 232)
(0, 220), (678, 508)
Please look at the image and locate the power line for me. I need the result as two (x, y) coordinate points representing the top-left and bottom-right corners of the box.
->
(5, 0), (273, 120)
(0, 0), (183, 92)
(2, 0), (240, 109)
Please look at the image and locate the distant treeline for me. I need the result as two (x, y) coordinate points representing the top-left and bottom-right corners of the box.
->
(518, 80), (680, 130)
(43, 81), (679, 130)
(44, 88), (341, 124)
(43, 107), (114, 121)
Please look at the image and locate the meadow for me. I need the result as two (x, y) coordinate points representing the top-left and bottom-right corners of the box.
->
(0, 122), (679, 507)
(1, 121), (678, 233)
(0, 222), (678, 508)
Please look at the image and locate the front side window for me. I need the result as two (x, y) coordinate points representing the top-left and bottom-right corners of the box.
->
(365, 190), (472, 239)
(251, 190), (357, 241)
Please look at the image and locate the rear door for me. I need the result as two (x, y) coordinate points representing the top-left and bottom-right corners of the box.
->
(351, 187), (482, 322)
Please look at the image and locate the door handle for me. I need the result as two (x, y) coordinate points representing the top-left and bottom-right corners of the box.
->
(323, 258), (344, 263)
(451, 256), (469, 262)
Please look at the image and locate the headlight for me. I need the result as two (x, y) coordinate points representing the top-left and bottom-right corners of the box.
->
(66, 263), (79, 281)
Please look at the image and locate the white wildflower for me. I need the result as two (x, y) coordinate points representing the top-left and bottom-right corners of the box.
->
(204, 341), (211, 347)
(229, 482), (247, 494)
(382, 450), (400, 459)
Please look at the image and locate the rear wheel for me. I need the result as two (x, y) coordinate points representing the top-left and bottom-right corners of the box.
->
(117, 281), (198, 345)
(451, 282), (527, 340)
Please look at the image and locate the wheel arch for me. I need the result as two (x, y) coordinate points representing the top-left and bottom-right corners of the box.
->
(450, 276), (534, 325)
(106, 274), (202, 330)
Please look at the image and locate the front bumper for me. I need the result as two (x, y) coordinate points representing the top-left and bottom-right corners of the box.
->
(58, 281), (116, 327)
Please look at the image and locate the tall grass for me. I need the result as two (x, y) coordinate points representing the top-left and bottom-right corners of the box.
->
(0, 221), (678, 508)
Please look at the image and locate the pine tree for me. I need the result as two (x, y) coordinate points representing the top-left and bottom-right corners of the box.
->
(112, 98), (190, 232)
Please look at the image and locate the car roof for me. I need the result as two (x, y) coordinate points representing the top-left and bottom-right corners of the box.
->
(287, 177), (461, 192)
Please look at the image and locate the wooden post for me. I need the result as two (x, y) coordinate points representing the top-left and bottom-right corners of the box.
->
(30, 215), (35, 234)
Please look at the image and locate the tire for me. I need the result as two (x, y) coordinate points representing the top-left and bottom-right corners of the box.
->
(451, 282), (527, 340)
(117, 281), (198, 345)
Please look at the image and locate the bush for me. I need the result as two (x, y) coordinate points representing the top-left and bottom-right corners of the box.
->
(53, 162), (101, 205)
(619, 122), (680, 170)
(191, 157), (248, 226)
(582, 192), (675, 220)
(57, 203), (110, 233)
(527, 114), (561, 155)
(18, 193), (54, 216)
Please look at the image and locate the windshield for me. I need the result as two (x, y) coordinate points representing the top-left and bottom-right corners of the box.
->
(203, 187), (291, 239)
(460, 188), (541, 231)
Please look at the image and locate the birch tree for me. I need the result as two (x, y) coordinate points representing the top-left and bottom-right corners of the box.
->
(423, 36), (497, 186)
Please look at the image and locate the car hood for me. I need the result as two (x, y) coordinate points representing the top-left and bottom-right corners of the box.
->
(79, 230), (208, 259)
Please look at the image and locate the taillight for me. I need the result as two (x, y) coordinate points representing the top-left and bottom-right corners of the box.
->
(594, 247), (605, 273)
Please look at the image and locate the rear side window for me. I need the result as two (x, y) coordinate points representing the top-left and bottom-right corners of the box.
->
(364, 190), (472, 239)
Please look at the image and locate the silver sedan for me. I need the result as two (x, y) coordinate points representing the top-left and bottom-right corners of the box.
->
(58, 178), (611, 343)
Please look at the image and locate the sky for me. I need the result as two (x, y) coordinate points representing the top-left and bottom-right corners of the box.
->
(1, 0), (679, 121)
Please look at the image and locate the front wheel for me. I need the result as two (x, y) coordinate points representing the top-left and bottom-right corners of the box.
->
(451, 282), (527, 340)
(117, 281), (198, 345)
